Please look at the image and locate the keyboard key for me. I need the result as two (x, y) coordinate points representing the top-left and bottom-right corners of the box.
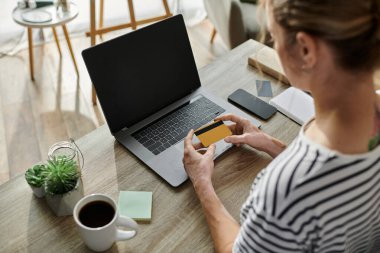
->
(145, 140), (154, 147)
(148, 142), (162, 151)
(139, 137), (149, 144)
(178, 132), (187, 140)
(168, 139), (177, 145)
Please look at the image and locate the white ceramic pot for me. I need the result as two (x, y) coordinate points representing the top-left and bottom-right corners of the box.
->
(30, 185), (45, 198)
(45, 179), (84, 216)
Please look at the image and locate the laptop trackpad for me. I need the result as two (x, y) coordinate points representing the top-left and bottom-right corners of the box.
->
(175, 136), (232, 159)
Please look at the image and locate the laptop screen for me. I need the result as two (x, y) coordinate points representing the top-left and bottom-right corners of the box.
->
(82, 15), (201, 133)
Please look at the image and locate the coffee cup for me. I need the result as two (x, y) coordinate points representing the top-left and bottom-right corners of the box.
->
(73, 194), (138, 252)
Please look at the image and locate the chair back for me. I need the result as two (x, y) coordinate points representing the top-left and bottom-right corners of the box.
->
(204, 0), (233, 48)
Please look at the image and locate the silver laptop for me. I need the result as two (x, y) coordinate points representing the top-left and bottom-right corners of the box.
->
(82, 15), (261, 187)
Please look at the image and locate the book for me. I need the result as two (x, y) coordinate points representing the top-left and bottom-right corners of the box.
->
(248, 43), (290, 85)
(118, 191), (153, 222)
(269, 87), (315, 125)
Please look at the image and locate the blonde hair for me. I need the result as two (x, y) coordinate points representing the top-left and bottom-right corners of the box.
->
(261, 0), (380, 71)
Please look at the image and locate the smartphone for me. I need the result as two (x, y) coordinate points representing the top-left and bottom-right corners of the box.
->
(228, 89), (277, 120)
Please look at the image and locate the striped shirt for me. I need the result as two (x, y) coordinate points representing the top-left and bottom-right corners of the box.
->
(233, 121), (380, 253)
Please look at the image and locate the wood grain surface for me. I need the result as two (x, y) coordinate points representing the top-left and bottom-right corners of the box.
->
(0, 40), (300, 253)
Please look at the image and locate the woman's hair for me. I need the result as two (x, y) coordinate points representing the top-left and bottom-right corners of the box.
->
(262, 0), (380, 71)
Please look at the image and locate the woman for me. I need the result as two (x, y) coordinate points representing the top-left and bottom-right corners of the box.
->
(183, 0), (380, 252)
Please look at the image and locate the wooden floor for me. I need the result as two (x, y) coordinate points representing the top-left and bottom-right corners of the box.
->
(0, 19), (227, 185)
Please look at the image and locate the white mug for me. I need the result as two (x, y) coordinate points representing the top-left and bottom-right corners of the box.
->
(73, 194), (138, 252)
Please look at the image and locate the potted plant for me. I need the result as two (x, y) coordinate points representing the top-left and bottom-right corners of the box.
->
(25, 164), (46, 198)
(44, 155), (83, 216)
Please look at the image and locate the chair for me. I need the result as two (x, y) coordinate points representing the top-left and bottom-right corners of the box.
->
(204, 0), (261, 49)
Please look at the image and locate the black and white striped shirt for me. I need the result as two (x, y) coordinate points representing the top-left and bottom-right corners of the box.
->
(233, 122), (380, 253)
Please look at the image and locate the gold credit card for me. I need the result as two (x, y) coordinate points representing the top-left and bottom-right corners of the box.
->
(194, 120), (232, 147)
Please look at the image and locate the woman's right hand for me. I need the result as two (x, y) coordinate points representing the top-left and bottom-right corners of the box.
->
(216, 114), (286, 158)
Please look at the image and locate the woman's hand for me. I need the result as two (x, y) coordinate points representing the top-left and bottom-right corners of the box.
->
(216, 114), (286, 158)
(183, 130), (216, 190)
(183, 131), (240, 253)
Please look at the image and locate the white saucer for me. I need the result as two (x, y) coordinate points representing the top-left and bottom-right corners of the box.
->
(22, 10), (52, 23)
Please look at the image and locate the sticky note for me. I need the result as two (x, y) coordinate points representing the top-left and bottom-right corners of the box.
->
(256, 80), (273, 97)
(194, 121), (232, 147)
(118, 191), (152, 222)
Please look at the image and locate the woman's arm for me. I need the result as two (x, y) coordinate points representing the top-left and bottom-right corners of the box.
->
(183, 114), (287, 252)
(183, 130), (240, 253)
(195, 182), (240, 253)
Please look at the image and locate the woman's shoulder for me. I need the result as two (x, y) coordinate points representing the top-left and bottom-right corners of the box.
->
(256, 132), (379, 214)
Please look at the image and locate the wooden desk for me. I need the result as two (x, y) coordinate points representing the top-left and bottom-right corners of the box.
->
(0, 40), (300, 252)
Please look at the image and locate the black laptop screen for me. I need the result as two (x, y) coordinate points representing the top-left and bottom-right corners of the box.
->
(82, 15), (201, 133)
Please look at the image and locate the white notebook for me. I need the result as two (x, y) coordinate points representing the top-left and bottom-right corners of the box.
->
(269, 87), (315, 125)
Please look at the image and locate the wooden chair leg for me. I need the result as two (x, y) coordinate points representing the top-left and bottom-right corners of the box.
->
(99, 0), (104, 40)
(210, 28), (217, 43)
(62, 24), (79, 75)
(127, 0), (137, 30)
(52, 27), (62, 57)
(162, 0), (172, 17)
(27, 28), (35, 81)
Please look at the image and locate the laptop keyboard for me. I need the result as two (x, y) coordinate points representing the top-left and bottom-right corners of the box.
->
(132, 96), (225, 155)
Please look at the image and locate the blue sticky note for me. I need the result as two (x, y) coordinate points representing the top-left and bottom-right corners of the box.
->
(256, 80), (273, 97)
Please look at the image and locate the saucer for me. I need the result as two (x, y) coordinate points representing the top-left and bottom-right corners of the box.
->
(22, 10), (52, 23)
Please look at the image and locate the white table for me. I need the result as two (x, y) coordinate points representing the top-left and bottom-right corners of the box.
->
(13, 3), (79, 81)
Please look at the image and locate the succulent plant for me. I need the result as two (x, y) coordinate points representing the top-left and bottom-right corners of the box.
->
(25, 164), (46, 187)
(44, 156), (80, 195)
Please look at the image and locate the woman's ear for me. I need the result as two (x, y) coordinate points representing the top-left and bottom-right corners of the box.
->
(295, 32), (317, 70)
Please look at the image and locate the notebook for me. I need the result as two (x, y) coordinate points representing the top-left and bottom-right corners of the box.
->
(269, 87), (315, 125)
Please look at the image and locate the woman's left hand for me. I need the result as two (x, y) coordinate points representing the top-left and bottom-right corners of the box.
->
(183, 129), (216, 189)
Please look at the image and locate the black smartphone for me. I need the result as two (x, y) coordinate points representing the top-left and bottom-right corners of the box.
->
(228, 89), (277, 120)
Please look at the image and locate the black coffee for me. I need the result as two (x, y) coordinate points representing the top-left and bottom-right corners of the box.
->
(79, 200), (115, 228)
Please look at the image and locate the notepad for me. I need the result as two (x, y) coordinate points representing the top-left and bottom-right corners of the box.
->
(118, 191), (152, 221)
(269, 87), (315, 125)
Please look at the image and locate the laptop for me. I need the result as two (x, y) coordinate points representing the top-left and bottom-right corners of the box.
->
(82, 15), (261, 187)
